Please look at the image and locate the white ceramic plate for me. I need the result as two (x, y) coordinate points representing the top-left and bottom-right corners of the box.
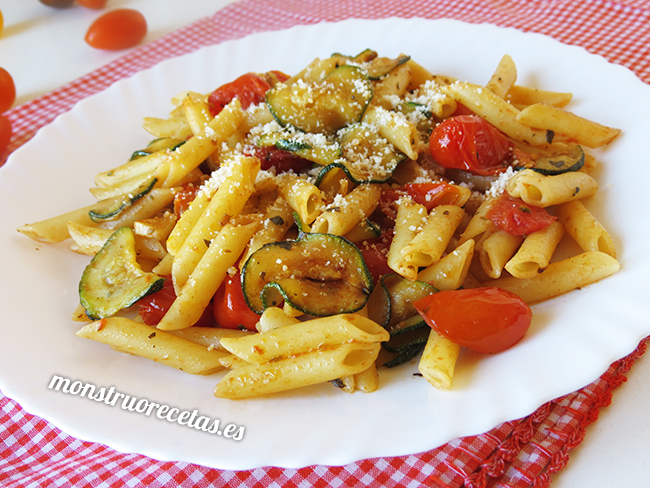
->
(1, 18), (649, 471)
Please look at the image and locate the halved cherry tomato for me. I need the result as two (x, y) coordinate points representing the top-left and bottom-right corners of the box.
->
(85, 9), (147, 50)
(357, 233), (393, 283)
(77, 0), (108, 9)
(247, 145), (312, 173)
(0, 114), (12, 156)
(404, 182), (463, 212)
(137, 278), (214, 327)
(429, 115), (513, 175)
(207, 73), (271, 116)
(0, 67), (16, 113)
(213, 271), (260, 331)
(486, 194), (556, 236)
(414, 287), (532, 354)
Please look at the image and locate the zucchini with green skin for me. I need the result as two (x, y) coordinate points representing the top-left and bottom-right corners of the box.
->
(266, 65), (373, 134)
(256, 131), (341, 166)
(130, 137), (185, 161)
(88, 176), (157, 223)
(367, 273), (437, 331)
(79, 227), (165, 320)
(315, 123), (407, 185)
(516, 144), (585, 176)
(241, 232), (374, 316)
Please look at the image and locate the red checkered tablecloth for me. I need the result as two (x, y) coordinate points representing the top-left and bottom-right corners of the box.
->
(2, 0), (650, 486)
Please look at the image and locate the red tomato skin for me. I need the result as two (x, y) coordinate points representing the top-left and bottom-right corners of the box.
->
(137, 278), (214, 327)
(39, 0), (74, 8)
(414, 287), (532, 354)
(85, 9), (147, 51)
(0, 114), (12, 156)
(429, 115), (512, 176)
(0, 67), (16, 113)
(207, 73), (271, 116)
(77, 0), (108, 9)
(173, 184), (201, 218)
(486, 194), (557, 236)
(213, 272), (260, 331)
(357, 233), (393, 283)
(405, 183), (463, 212)
(247, 145), (312, 173)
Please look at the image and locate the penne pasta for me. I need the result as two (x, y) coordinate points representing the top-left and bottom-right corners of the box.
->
(76, 317), (229, 375)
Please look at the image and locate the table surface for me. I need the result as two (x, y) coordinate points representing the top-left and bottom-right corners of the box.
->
(1, 1), (649, 486)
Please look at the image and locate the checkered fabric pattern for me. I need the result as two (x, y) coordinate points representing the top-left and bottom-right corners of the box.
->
(1, 0), (649, 486)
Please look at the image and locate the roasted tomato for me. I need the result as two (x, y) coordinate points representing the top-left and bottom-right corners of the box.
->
(429, 115), (513, 175)
(404, 182), (464, 212)
(247, 145), (312, 173)
(486, 194), (556, 236)
(357, 233), (393, 283)
(414, 287), (532, 354)
(213, 271), (260, 331)
(207, 73), (271, 116)
(137, 278), (214, 327)
(173, 184), (202, 218)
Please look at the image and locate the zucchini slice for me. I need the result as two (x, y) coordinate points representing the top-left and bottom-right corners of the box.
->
(242, 232), (374, 316)
(520, 144), (585, 176)
(79, 227), (165, 320)
(266, 65), (373, 134)
(256, 131), (341, 166)
(314, 123), (407, 185)
(367, 273), (436, 332)
(88, 176), (157, 223)
(331, 48), (378, 64)
(131, 138), (185, 161)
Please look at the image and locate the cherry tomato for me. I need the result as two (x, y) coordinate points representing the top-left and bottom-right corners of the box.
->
(207, 73), (271, 116)
(137, 278), (214, 327)
(248, 145), (312, 173)
(85, 9), (147, 51)
(39, 0), (74, 8)
(404, 182), (464, 212)
(0, 67), (16, 113)
(357, 233), (393, 283)
(450, 102), (476, 117)
(77, 0), (108, 9)
(429, 115), (513, 176)
(414, 287), (532, 354)
(213, 271), (260, 331)
(173, 184), (201, 218)
(0, 114), (11, 156)
(486, 194), (556, 236)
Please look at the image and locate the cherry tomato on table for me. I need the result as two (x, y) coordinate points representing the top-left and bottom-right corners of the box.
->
(0, 114), (12, 156)
(77, 0), (108, 9)
(213, 271), (260, 331)
(39, 0), (74, 8)
(486, 193), (557, 236)
(85, 9), (147, 50)
(414, 287), (532, 354)
(429, 115), (513, 176)
(0, 67), (16, 113)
